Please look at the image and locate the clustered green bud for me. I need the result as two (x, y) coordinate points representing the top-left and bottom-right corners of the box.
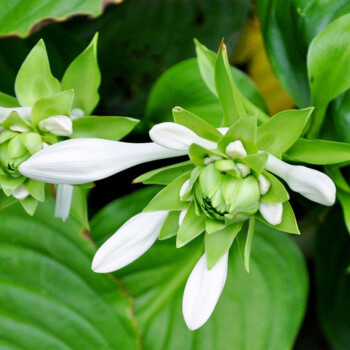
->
(184, 147), (262, 225)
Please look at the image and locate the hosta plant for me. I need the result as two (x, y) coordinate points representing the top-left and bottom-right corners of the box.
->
(19, 40), (350, 330)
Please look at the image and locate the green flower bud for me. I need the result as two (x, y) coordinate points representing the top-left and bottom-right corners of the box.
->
(192, 161), (260, 222)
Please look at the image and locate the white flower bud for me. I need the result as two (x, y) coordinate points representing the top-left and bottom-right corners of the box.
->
(226, 140), (247, 159)
(39, 115), (73, 136)
(12, 184), (30, 200)
(259, 201), (283, 225)
(150, 122), (217, 151)
(264, 153), (336, 206)
(237, 163), (250, 177)
(70, 108), (85, 120)
(258, 174), (271, 195)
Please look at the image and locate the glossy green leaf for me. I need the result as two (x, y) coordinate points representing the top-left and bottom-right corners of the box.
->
(134, 161), (194, 185)
(172, 107), (222, 141)
(261, 172), (289, 204)
(215, 42), (246, 126)
(144, 173), (191, 212)
(205, 222), (242, 269)
(244, 217), (255, 272)
(15, 40), (60, 107)
(257, 0), (350, 107)
(146, 58), (268, 128)
(284, 138), (350, 165)
(0, 1), (122, 37)
(257, 108), (313, 157)
(159, 211), (180, 240)
(31, 89), (74, 126)
(257, 201), (299, 235)
(0, 92), (19, 107)
(176, 202), (205, 248)
(91, 213), (308, 350)
(0, 199), (139, 349)
(308, 14), (350, 108)
(61, 34), (100, 115)
(72, 116), (139, 141)
(315, 208), (350, 350)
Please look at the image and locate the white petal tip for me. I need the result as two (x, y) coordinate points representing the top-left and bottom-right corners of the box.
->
(259, 201), (283, 226)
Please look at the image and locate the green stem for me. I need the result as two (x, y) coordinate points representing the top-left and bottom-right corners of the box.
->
(307, 104), (327, 139)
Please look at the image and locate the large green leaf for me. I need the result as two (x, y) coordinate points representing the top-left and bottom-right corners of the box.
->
(91, 192), (308, 350)
(0, 199), (139, 349)
(146, 58), (268, 128)
(257, 0), (350, 107)
(315, 208), (350, 350)
(0, 0), (122, 37)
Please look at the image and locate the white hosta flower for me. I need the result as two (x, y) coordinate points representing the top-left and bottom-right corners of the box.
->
(258, 174), (270, 195)
(264, 153), (335, 206)
(0, 106), (32, 123)
(92, 211), (168, 272)
(12, 184), (29, 200)
(150, 122), (217, 151)
(259, 201), (283, 225)
(19, 139), (186, 184)
(183, 252), (228, 331)
(38, 115), (73, 136)
(226, 140), (247, 159)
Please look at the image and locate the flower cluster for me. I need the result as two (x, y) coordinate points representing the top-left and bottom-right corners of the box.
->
(18, 40), (338, 330)
(0, 35), (138, 217)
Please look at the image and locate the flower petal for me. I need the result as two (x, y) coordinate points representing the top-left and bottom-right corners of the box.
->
(54, 184), (74, 221)
(264, 153), (336, 206)
(0, 106), (32, 123)
(19, 139), (185, 184)
(12, 184), (30, 200)
(182, 252), (228, 330)
(259, 201), (283, 225)
(92, 211), (168, 273)
(150, 122), (217, 151)
(39, 115), (73, 136)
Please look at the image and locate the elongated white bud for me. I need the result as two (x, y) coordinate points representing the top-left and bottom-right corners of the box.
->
(180, 179), (190, 199)
(183, 252), (228, 330)
(259, 201), (283, 225)
(92, 211), (168, 272)
(12, 184), (30, 200)
(55, 184), (74, 221)
(39, 115), (73, 136)
(19, 139), (185, 185)
(150, 122), (217, 151)
(264, 153), (336, 206)
(258, 174), (270, 195)
(226, 140), (247, 159)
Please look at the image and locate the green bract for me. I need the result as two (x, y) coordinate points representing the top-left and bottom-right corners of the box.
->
(0, 34), (138, 216)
